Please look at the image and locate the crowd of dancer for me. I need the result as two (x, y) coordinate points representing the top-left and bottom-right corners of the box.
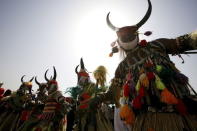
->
(0, 59), (115, 131)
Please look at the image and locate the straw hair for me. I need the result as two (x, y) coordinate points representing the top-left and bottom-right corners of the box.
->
(93, 66), (107, 87)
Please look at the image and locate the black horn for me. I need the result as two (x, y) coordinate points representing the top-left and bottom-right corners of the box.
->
(35, 77), (41, 86)
(53, 66), (57, 80)
(106, 12), (119, 31)
(75, 65), (79, 74)
(80, 58), (85, 70)
(44, 69), (50, 82)
(29, 77), (34, 82)
(21, 75), (25, 83)
(136, 0), (152, 28)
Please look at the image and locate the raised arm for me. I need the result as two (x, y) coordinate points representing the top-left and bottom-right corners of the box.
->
(155, 31), (197, 55)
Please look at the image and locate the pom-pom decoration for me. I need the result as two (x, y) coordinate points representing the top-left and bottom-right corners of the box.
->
(132, 96), (142, 109)
(119, 104), (135, 125)
(161, 88), (178, 105)
(146, 72), (155, 81)
(123, 83), (130, 97)
(139, 40), (148, 46)
(156, 65), (163, 73)
(109, 46), (119, 57)
(135, 80), (140, 91)
(139, 73), (149, 88)
(155, 75), (166, 90)
(139, 86), (145, 97)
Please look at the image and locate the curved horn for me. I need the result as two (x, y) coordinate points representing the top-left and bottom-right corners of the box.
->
(35, 77), (41, 86)
(21, 75), (25, 83)
(136, 0), (152, 28)
(29, 77), (34, 82)
(75, 65), (79, 74)
(106, 12), (119, 31)
(80, 58), (85, 70)
(53, 66), (57, 80)
(44, 69), (50, 82)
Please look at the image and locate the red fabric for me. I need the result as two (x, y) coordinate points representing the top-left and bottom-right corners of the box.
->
(146, 72), (155, 81)
(79, 104), (88, 109)
(20, 110), (31, 121)
(79, 72), (89, 77)
(123, 83), (130, 97)
(132, 96), (142, 109)
(49, 80), (58, 85)
(0, 88), (5, 95)
(81, 92), (91, 100)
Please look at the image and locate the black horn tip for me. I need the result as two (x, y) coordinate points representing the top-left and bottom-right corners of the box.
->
(136, 0), (152, 28)
(80, 58), (85, 70)
(53, 66), (57, 80)
(106, 12), (119, 31)
(44, 69), (50, 82)
(21, 75), (25, 83)
(75, 65), (79, 74)
(29, 77), (34, 82)
(35, 76), (41, 86)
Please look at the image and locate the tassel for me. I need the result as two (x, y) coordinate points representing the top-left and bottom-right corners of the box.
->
(135, 80), (140, 91)
(139, 86), (145, 97)
(139, 40), (148, 46)
(123, 83), (130, 97)
(109, 46), (119, 57)
(146, 72), (155, 81)
(119, 104), (135, 125)
(161, 88), (178, 104)
(155, 75), (166, 90)
(139, 68), (145, 75)
(132, 96), (142, 109)
(139, 73), (149, 87)
(156, 65), (163, 73)
(175, 99), (188, 115)
(109, 52), (113, 57)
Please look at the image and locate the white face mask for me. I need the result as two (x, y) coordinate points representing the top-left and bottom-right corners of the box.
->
(117, 36), (139, 50)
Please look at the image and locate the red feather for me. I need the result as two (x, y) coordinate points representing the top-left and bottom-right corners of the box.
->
(132, 96), (142, 109)
(123, 83), (130, 97)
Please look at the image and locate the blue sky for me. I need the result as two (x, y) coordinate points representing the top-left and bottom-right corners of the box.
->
(0, 0), (197, 93)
